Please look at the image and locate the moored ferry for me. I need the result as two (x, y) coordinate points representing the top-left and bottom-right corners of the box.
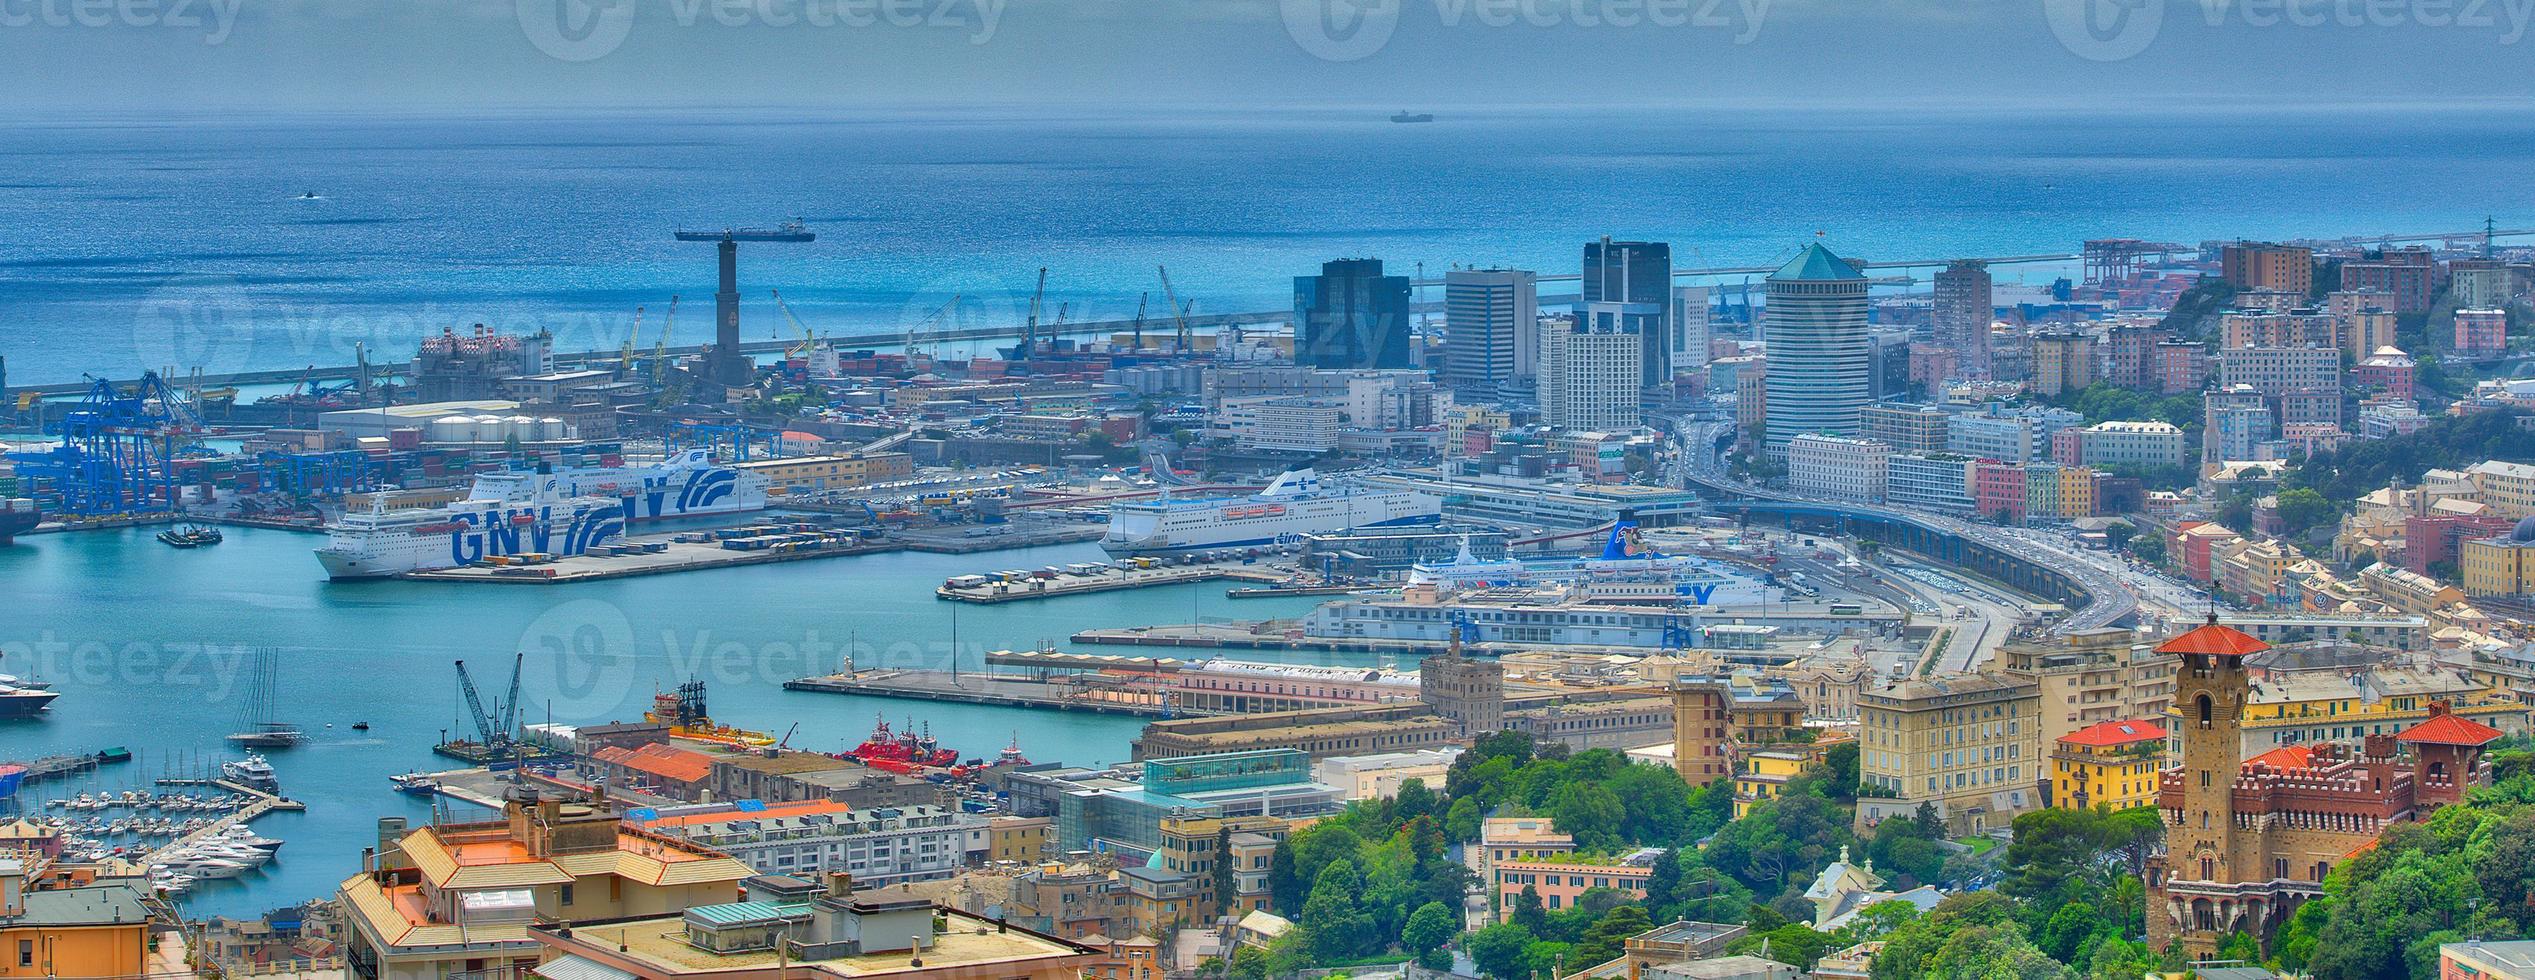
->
(313, 449), (767, 579)
(1100, 469), (1439, 556)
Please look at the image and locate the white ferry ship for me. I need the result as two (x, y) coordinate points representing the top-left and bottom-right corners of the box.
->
(1407, 525), (1776, 606)
(313, 449), (767, 579)
(1100, 469), (1439, 556)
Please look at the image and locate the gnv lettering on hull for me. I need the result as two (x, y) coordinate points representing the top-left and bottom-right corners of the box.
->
(449, 505), (625, 565)
(1675, 583), (1720, 604)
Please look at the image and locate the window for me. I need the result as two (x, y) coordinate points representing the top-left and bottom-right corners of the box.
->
(560, 883), (575, 906)
(17, 940), (31, 968)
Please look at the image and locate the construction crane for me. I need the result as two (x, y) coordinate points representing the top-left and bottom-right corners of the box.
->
(771, 289), (818, 359)
(452, 654), (525, 753)
(1130, 292), (1149, 349)
(1157, 265), (1193, 353)
(618, 305), (645, 375)
(1018, 267), (1048, 361)
(908, 294), (960, 365)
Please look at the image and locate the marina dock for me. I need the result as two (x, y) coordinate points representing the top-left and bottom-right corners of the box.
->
(139, 779), (305, 865)
(782, 668), (1208, 717)
(936, 561), (1289, 604)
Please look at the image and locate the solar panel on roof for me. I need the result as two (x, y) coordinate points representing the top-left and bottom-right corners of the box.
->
(735, 799), (768, 812)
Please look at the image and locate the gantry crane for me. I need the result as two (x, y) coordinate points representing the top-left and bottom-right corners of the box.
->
(1157, 265), (1193, 353)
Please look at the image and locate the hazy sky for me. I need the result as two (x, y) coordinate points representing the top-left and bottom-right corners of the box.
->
(2, 0), (2531, 112)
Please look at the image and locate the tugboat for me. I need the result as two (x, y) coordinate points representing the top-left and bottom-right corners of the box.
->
(157, 524), (222, 548)
(389, 772), (439, 796)
(844, 715), (960, 774)
(350, 721), (370, 732)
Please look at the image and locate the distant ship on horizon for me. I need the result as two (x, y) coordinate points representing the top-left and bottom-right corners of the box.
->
(1390, 110), (1435, 123)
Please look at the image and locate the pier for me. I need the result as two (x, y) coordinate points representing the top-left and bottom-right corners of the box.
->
(401, 522), (1103, 585)
(782, 667), (1207, 717)
(139, 779), (305, 865)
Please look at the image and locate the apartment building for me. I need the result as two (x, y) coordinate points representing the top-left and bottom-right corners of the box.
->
(2079, 420), (2187, 469)
(630, 801), (984, 886)
(1854, 673), (2044, 834)
(1887, 453), (1976, 515)
(2048, 719), (2166, 810)
(1786, 434), (1890, 503)
(1859, 405), (1951, 455)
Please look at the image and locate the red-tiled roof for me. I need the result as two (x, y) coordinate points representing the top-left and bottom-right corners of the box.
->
(2244, 745), (2315, 771)
(2396, 710), (2505, 747)
(593, 743), (714, 783)
(2156, 622), (2270, 657)
(2060, 719), (2166, 747)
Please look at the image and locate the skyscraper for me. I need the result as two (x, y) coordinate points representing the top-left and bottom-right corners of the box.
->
(1761, 242), (1872, 456)
(1442, 268), (1538, 396)
(1671, 285), (1712, 374)
(1294, 258), (1411, 370)
(1581, 238), (1672, 388)
(1539, 305), (1645, 432)
(1933, 259), (1993, 381)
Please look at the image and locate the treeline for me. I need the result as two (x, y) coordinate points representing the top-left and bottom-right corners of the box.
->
(2282, 408), (2532, 515)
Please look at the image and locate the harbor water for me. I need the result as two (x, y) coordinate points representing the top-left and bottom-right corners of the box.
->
(0, 524), (1338, 917)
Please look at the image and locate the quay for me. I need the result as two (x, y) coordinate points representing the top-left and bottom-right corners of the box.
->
(1226, 583), (1364, 599)
(402, 521), (1101, 584)
(1073, 621), (1607, 657)
(15, 754), (106, 787)
(782, 667), (1208, 717)
(936, 561), (1287, 604)
(139, 779), (306, 864)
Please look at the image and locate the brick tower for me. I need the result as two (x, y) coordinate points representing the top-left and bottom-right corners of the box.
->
(2146, 615), (2268, 956)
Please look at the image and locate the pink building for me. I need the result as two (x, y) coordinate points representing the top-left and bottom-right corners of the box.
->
(1493, 860), (1654, 916)
(2156, 341), (2210, 394)
(2050, 427), (2083, 467)
(2456, 309), (2508, 359)
(1973, 460), (2027, 523)
(2352, 348), (2415, 400)
(2172, 521), (2243, 584)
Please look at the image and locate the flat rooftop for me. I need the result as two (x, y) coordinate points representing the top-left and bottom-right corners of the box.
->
(562, 909), (1091, 978)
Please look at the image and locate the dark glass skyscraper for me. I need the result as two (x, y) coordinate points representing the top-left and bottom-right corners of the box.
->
(1294, 258), (1412, 369)
(1581, 238), (1672, 387)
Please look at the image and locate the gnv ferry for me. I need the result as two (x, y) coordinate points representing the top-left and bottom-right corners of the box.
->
(313, 449), (767, 579)
(1100, 469), (1438, 557)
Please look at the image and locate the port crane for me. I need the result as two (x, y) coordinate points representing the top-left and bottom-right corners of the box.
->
(1157, 265), (1193, 353)
(452, 654), (526, 755)
(1018, 267), (1048, 361)
(908, 294), (960, 366)
(771, 289), (820, 360)
(1130, 292), (1149, 349)
(617, 305), (645, 375)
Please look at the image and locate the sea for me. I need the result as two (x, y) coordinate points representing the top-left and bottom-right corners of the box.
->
(4, 105), (2534, 384)
(0, 524), (1338, 917)
(1, 103), (2529, 915)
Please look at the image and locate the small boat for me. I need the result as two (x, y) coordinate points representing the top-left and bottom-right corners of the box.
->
(298, 191), (320, 200)
(350, 721), (369, 731)
(1389, 110), (1434, 123)
(157, 525), (221, 548)
(221, 825), (284, 852)
(390, 772), (438, 796)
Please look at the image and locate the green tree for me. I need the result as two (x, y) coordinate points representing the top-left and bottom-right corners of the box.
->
(1394, 778), (1438, 822)
(1402, 901), (1460, 956)
(1464, 923), (1534, 980)
(1510, 885), (1550, 937)
(1297, 860), (1376, 962)
(1568, 905), (1653, 968)
(2103, 520), (2136, 551)
(1726, 924), (1837, 968)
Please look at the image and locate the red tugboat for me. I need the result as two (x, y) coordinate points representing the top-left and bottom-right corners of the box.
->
(846, 716), (961, 774)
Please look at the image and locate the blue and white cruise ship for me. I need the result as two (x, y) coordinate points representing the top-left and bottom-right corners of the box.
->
(1100, 469), (1439, 556)
(313, 449), (767, 579)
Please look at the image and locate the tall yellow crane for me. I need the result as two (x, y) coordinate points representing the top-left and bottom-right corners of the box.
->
(619, 305), (645, 375)
(771, 289), (817, 359)
(1157, 265), (1193, 353)
(651, 296), (679, 383)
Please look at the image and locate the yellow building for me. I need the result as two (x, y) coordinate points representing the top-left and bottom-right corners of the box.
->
(2468, 461), (2535, 521)
(2171, 664), (2530, 757)
(0, 860), (149, 980)
(2461, 531), (2535, 597)
(1734, 751), (1814, 819)
(340, 795), (754, 980)
(987, 816), (1053, 864)
(2058, 466), (2097, 519)
(2049, 719), (2166, 810)
(1854, 672), (2045, 835)
(1153, 814), (1292, 922)
(731, 453), (914, 493)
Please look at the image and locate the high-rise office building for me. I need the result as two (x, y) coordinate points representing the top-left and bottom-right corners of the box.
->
(1672, 285), (1712, 374)
(1540, 305), (1645, 432)
(1760, 243), (1872, 456)
(1582, 238), (1672, 388)
(1442, 268), (1538, 396)
(1294, 258), (1412, 370)
(1932, 260), (1993, 380)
